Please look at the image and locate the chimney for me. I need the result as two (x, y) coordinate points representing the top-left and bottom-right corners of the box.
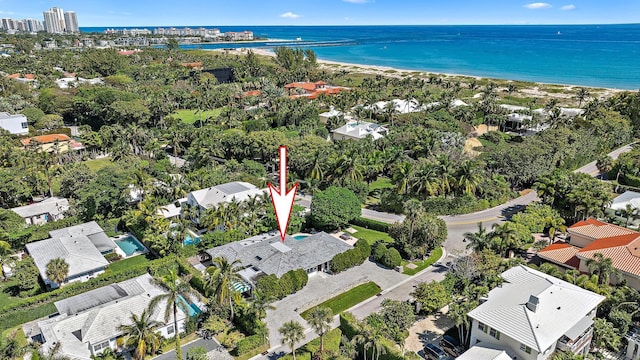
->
(526, 295), (539, 312)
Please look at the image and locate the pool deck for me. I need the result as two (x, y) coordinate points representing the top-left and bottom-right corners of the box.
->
(112, 234), (149, 258)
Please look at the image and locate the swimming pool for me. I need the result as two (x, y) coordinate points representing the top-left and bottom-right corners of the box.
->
(183, 233), (201, 246)
(178, 294), (202, 317)
(115, 235), (147, 256)
(293, 234), (310, 241)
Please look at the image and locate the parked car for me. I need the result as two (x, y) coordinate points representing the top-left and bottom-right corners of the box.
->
(424, 343), (449, 360)
(439, 335), (464, 357)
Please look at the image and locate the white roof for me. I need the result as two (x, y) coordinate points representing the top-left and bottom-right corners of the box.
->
(610, 191), (640, 211)
(468, 265), (605, 352)
(38, 274), (187, 360)
(26, 235), (108, 283)
(158, 198), (187, 218)
(11, 197), (69, 219)
(319, 108), (344, 118)
(500, 104), (528, 112)
(188, 181), (266, 209)
(333, 120), (387, 140)
(456, 345), (513, 360)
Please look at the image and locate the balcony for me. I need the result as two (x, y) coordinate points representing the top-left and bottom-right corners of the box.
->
(557, 327), (594, 353)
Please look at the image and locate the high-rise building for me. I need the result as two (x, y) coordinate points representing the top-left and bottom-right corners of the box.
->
(63, 11), (78, 33)
(43, 7), (65, 33)
(1, 18), (13, 31)
(25, 19), (44, 32)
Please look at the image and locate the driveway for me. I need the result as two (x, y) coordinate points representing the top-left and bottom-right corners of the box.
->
(153, 338), (231, 360)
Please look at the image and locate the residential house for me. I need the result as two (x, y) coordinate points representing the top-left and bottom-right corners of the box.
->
(6, 72), (39, 87)
(285, 81), (347, 100)
(185, 181), (266, 224)
(537, 218), (640, 290)
(332, 119), (388, 141)
(11, 196), (69, 225)
(55, 76), (103, 89)
(20, 133), (84, 152)
(203, 231), (352, 290)
(25, 222), (116, 288)
(503, 113), (549, 136)
(626, 327), (640, 360)
(462, 265), (605, 360)
(0, 111), (28, 135)
(157, 197), (188, 219)
(604, 191), (640, 227)
(35, 274), (189, 359)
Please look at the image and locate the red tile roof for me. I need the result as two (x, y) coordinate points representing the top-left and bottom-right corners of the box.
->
(20, 134), (71, 146)
(285, 82), (318, 91)
(243, 90), (261, 97)
(568, 218), (636, 239)
(538, 242), (581, 269)
(181, 62), (203, 68)
(24, 74), (35, 80)
(7, 73), (20, 79)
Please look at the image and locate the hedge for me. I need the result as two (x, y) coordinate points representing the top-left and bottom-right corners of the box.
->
(233, 334), (265, 356)
(0, 255), (178, 331)
(255, 269), (308, 300)
(330, 239), (371, 273)
(351, 217), (391, 232)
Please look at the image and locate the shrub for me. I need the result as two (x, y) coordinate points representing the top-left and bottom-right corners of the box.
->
(255, 269), (309, 300)
(351, 217), (390, 232)
(234, 334), (266, 356)
(330, 239), (371, 273)
(104, 252), (122, 262)
(382, 248), (402, 268)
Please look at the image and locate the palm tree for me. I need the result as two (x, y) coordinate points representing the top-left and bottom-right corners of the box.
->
(279, 320), (305, 360)
(586, 253), (617, 285)
(306, 307), (334, 352)
(490, 223), (520, 257)
(403, 199), (424, 245)
(575, 87), (590, 108)
(595, 155), (614, 179)
(456, 161), (482, 196)
(464, 223), (491, 252)
(340, 335), (359, 360)
(622, 204), (638, 227)
(148, 269), (196, 360)
(118, 309), (163, 360)
(0, 329), (30, 360)
(206, 257), (244, 320)
(46, 258), (69, 287)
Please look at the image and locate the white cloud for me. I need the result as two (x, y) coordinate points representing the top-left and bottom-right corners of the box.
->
(343, 0), (369, 3)
(280, 12), (302, 19)
(0, 11), (15, 15)
(524, 2), (552, 9)
(561, 4), (576, 10)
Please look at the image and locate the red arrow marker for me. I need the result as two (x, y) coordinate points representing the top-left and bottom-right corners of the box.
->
(268, 146), (299, 242)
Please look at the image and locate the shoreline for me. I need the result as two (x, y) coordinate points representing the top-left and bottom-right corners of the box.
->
(218, 48), (626, 95)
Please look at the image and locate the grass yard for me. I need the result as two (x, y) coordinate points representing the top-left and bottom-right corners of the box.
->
(104, 254), (151, 273)
(402, 247), (443, 276)
(300, 281), (380, 319)
(83, 157), (112, 173)
(0, 278), (21, 307)
(369, 177), (394, 191)
(172, 108), (224, 124)
(350, 225), (394, 245)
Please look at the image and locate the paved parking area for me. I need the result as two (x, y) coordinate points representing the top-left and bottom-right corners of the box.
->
(264, 260), (408, 349)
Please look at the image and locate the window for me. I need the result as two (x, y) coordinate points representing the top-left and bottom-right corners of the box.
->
(93, 340), (110, 352)
(520, 344), (532, 354)
(167, 325), (175, 334)
(21, 122), (28, 129)
(478, 322), (487, 333)
(489, 328), (501, 340)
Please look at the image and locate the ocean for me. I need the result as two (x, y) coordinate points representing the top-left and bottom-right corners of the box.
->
(80, 25), (640, 89)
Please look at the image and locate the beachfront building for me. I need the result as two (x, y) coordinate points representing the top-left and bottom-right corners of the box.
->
(537, 218), (640, 290)
(225, 31), (254, 41)
(11, 197), (69, 225)
(332, 119), (388, 141)
(184, 181), (266, 224)
(461, 265), (605, 360)
(0, 111), (29, 135)
(20, 134), (84, 152)
(202, 231), (352, 290)
(35, 274), (190, 359)
(25, 222), (116, 288)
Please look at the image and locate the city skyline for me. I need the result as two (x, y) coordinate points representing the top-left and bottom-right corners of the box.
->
(0, 0), (639, 27)
(1, 5), (78, 33)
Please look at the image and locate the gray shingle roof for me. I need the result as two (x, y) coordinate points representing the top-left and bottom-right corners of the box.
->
(55, 276), (146, 315)
(49, 221), (116, 253)
(468, 265), (605, 352)
(206, 232), (352, 277)
(11, 197), (69, 219)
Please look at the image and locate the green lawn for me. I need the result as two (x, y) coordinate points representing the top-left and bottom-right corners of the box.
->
(350, 225), (394, 245)
(300, 282), (381, 319)
(0, 278), (21, 307)
(369, 177), (394, 191)
(84, 157), (112, 173)
(105, 254), (151, 273)
(172, 108), (224, 124)
(402, 247), (443, 276)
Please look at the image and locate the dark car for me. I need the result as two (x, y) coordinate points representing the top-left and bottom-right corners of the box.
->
(439, 335), (464, 357)
(424, 343), (449, 360)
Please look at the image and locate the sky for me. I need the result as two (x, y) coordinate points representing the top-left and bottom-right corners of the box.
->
(0, 0), (638, 27)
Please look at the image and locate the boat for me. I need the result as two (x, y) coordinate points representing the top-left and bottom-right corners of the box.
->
(296, 37), (302, 41)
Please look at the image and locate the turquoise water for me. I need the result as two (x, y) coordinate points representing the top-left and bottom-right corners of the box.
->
(82, 24), (640, 89)
(178, 294), (202, 316)
(115, 235), (146, 256)
(184, 234), (200, 246)
(293, 234), (310, 241)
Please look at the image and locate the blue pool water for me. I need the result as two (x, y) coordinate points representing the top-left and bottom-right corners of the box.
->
(184, 234), (201, 246)
(115, 235), (147, 256)
(178, 295), (202, 317)
(293, 234), (310, 241)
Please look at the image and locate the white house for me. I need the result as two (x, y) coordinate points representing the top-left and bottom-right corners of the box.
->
(463, 265), (605, 360)
(332, 120), (388, 141)
(35, 274), (190, 360)
(11, 196), (69, 225)
(609, 191), (640, 211)
(55, 76), (103, 89)
(0, 111), (28, 135)
(186, 181), (266, 224)
(25, 222), (117, 288)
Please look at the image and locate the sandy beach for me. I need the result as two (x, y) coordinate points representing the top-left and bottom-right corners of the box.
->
(212, 48), (624, 101)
